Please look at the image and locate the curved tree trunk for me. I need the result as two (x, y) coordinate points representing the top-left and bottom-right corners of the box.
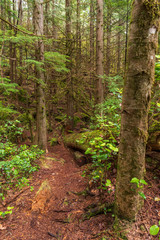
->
(115, 0), (160, 220)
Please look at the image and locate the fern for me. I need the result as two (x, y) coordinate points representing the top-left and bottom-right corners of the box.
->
(0, 78), (18, 95)
(44, 51), (69, 72)
(0, 102), (18, 120)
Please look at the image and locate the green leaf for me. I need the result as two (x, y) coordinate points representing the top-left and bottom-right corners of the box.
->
(7, 206), (14, 210)
(140, 179), (148, 185)
(130, 177), (139, 184)
(150, 225), (159, 236)
(138, 191), (146, 200)
(85, 148), (93, 154)
(105, 179), (111, 187)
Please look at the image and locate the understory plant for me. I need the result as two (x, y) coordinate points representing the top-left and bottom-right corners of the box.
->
(82, 75), (122, 196)
(0, 144), (43, 201)
(0, 120), (44, 201)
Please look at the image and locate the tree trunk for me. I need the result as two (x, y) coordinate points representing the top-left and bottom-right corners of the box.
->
(96, 0), (104, 105)
(115, 0), (159, 220)
(90, 0), (95, 100)
(117, 17), (121, 74)
(65, 0), (74, 129)
(76, 0), (81, 74)
(124, 0), (129, 73)
(17, 0), (23, 85)
(34, 0), (47, 151)
(106, 4), (111, 76)
(52, 0), (57, 49)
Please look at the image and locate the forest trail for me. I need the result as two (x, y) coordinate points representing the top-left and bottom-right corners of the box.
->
(0, 145), (114, 240)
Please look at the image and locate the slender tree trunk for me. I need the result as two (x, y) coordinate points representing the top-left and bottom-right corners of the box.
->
(34, 0), (47, 151)
(90, 0), (95, 99)
(1, 0), (5, 31)
(18, 0), (23, 85)
(115, 0), (159, 220)
(76, 0), (81, 74)
(124, 0), (129, 73)
(117, 17), (121, 74)
(27, 0), (31, 29)
(106, 5), (111, 76)
(65, 0), (74, 129)
(44, 1), (49, 35)
(52, 0), (57, 49)
(96, 0), (104, 105)
(12, 0), (17, 83)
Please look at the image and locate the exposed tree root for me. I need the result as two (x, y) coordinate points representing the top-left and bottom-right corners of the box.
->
(82, 202), (114, 221)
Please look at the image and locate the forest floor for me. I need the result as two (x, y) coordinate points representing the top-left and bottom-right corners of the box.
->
(0, 144), (159, 240)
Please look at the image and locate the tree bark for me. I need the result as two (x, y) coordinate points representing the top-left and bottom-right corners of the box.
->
(117, 17), (121, 74)
(124, 0), (129, 73)
(106, 4), (111, 76)
(52, 0), (57, 49)
(115, 0), (160, 220)
(96, 0), (104, 105)
(76, 0), (81, 74)
(90, 0), (95, 99)
(34, 0), (47, 151)
(65, 0), (74, 129)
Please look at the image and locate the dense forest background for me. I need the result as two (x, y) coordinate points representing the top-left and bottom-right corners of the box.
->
(0, 0), (159, 143)
(0, 0), (160, 239)
(0, 0), (132, 138)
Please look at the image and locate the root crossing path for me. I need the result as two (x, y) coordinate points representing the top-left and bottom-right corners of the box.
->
(0, 145), (113, 240)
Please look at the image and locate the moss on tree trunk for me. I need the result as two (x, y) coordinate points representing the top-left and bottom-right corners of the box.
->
(115, 0), (160, 220)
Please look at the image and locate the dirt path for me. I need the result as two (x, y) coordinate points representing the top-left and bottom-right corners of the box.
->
(0, 145), (114, 240)
(0, 145), (159, 240)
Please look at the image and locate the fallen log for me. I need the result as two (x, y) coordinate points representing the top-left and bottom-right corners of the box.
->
(63, 130), (105, 153)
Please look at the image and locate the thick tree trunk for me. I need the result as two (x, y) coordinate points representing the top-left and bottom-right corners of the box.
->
(96, 0), (104, 105)
(34, 0), (47, 151)
(115, 0), (159, 220)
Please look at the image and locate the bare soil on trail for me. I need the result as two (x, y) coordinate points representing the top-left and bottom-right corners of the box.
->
(0, 145), (159, 240)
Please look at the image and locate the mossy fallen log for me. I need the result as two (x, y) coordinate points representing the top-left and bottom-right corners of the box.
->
(63, 130), (105, 153)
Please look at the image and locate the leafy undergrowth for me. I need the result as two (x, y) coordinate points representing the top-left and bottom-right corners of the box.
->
(0, 144), (159, 240)
(0, 120), (44, 206)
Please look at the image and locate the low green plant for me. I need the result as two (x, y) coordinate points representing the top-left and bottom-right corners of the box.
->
(1, 120), (24, 143)
(150, 222), (160, 238)
(0, 144), (43, 200)
(83, 136), (118, 195)
(130, 177), (148, 200)
(0, 206), (14, 218)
